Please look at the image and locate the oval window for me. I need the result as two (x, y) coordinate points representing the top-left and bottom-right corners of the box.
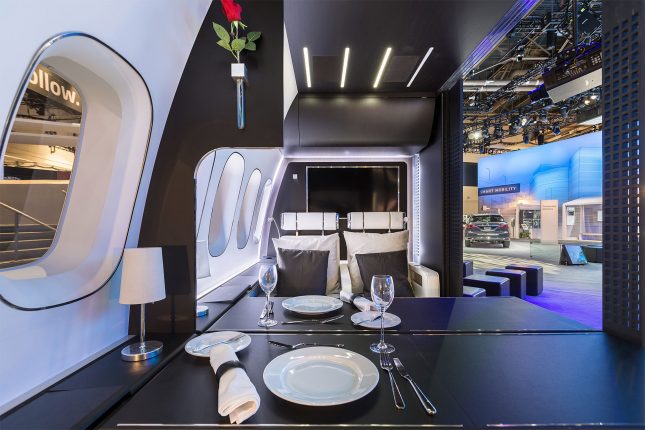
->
(236, 169), (261, 249)
(208, 152), (245, 256)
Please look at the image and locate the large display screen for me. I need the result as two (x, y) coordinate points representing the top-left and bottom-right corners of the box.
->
(307, 166), (399, 214)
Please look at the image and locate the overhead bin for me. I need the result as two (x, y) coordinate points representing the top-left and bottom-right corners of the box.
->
(284, 95), (435, 156)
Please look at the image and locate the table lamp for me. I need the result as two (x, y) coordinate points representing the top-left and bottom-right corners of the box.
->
(119, 247), (166, 361)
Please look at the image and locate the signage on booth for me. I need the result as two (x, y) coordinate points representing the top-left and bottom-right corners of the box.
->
(478, 183), (520, 196)
(28, 64), (82, 113)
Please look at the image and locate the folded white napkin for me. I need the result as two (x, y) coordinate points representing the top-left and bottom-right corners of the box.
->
(210, 344), (260, 424)
(340, 290), (376, 312)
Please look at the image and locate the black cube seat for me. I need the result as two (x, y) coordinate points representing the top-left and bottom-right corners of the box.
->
(485, 268), (526, 299)
(463, 286), (486, 297)
(463, 260), (474, 277)
(463, 274), (510, 296)
(505, 264), (543, 296)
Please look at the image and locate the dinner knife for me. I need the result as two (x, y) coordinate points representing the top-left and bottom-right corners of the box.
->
(282, 314), (344, 325)
(393, 358), (437, 416)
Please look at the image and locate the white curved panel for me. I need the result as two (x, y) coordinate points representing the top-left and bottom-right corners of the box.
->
(0, 34), (151, 308)
(236, 169), (262, 249)
(194, 151), (216, 235)
(208, 152), (245, 257)
(253, 179), (273, 244)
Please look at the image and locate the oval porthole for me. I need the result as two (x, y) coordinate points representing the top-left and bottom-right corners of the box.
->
(208, 152), (245, 257)
(236, 169), (262, 249)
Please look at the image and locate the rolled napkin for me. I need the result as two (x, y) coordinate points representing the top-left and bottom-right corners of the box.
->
(340, 290), (376, 312)
(210, 344), (260, 424)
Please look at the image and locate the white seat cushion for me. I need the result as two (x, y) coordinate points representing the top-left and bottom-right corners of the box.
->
(272, 233), (340, 295)
(344, 230), (409, 293)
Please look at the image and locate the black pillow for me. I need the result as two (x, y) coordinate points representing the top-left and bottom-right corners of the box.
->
(355, 250), (414, 297)
(276, 248), (330, 297)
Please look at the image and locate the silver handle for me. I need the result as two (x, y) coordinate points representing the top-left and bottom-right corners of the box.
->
(387, 370), (405, 410)
(406, 377), (437, 415)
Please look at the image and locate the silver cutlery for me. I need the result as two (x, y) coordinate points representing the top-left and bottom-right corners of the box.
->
(353, 314), (382, 326)
(393, 357), (437, 416)
(192, 333), (246, 353)
(281, 314), (344, 325)
(268, 340), (345, 349)
(380, 351), (405, 410)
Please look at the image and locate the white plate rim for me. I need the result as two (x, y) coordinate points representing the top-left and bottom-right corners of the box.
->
(184, 331), (251, 357)
(281, 295), (343, 315)
(262, 346), (379, 406)
(350, 311), (401, 329)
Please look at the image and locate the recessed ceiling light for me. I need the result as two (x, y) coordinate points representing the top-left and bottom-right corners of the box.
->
(373, 47), (392, 89)
(303, 47), (312, 88)
(407, 47), (434, 88)
(340, 47), (350, 88)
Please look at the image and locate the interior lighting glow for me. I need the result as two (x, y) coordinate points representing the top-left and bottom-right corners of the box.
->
(406, 46), (434, 88)
(340, 47), (350, 88)
(303, 47), (312, 88)
(373, 47), (392, 88)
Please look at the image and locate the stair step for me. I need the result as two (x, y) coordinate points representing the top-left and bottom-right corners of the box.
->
(0, 224), (57, 234)
(0, 247), (49, 262)
(0, 238), (53, 251)
(0, 231), (56, 242)
(0, 257), (39, 270)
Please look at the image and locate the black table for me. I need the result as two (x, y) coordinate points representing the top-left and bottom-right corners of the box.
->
(207, 296), (594, 334)
(102, 332), (645, 429)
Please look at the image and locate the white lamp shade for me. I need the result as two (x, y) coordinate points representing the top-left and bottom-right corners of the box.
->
(119, 247), (166, 305)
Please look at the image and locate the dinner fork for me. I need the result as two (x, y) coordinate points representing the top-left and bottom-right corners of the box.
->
(380, 351), (405, 410)
(192, 333), (246, 353)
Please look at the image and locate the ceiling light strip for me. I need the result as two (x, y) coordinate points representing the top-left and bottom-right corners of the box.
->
(303, 47), (312, 88)
(407, 46), (434, 88)
(340, 47), (350, 88)
(373, 47), (392, 88)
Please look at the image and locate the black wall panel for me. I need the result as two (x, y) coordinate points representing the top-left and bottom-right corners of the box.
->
(602, 0), (644, 345)
(418, 82), (463, 297)
(136, 0), (284, 333)
(463, 162), (478, 187)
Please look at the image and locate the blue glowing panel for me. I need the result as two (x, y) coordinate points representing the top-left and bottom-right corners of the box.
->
(478, 132), (602, 207)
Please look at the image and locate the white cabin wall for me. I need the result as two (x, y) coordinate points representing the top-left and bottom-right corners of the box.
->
(0, 0), (210, 413)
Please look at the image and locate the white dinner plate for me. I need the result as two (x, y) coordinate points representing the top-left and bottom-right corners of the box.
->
(263, 346), (379, 406)
(351, 311), (401, 329)
(282, 295), (343, 315)
(184, 331), (251, 357)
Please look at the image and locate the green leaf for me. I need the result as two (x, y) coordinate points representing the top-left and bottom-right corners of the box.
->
(245, 41), (257, 51)
(217, 39), (232, 52)
(213, 22), (230, 43)
(231, 38), (246, 51)
(247, 31), (261, 42)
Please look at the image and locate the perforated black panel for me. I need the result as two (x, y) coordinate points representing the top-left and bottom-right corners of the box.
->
(602, 4), (644, 345)
(443, 82), (464, 296)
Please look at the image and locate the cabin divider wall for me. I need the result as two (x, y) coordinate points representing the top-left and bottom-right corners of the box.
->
(601, 0), (644, 346)
(137, 0), (284, 334)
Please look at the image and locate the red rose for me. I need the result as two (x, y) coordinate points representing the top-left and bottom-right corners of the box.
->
(221, 0), (242, 22)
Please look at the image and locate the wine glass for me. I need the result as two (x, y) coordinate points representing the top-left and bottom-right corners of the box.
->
(258, 262), (278, 327)
(369, 274), (395, 353)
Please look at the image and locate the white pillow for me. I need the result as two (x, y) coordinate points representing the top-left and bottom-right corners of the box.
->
(272, 233), (340, 295)
(344, 230), (409, 293)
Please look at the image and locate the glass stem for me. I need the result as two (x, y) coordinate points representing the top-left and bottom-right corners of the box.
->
(265, 292), (270, 321)
(380, 309), (385, 346)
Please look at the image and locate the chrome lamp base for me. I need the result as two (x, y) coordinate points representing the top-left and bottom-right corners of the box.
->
(121, 340), (163, 362)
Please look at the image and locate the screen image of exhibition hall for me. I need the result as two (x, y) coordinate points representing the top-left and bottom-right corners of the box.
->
(477, 132), (601, 244)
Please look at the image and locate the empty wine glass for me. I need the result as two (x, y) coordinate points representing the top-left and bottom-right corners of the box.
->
(370, 274), (395, 353)
(258, 262), (278, 327)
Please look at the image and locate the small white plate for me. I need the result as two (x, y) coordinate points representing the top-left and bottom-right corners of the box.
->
(185, 331), (251, 357)
(263, 346), (379, 406)
(282, 295), (343, 315)
(351, 311), (401, 329)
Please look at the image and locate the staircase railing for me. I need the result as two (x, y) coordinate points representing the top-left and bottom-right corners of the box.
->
(0, 201), (56, 266)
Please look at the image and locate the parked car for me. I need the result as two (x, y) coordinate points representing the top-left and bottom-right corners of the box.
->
(464, 214), (510, 248)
